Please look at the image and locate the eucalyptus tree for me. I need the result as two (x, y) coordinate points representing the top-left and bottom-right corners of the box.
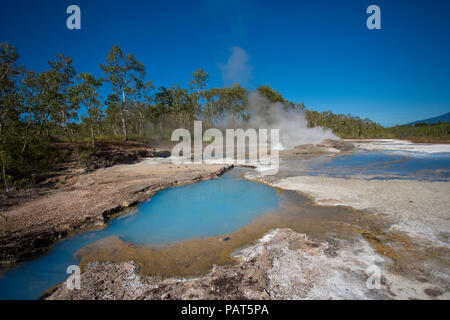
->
(202, 85), (248, 127)
(203, 88), (226, 125)
(45, 54), (78, 140)
(0, 43), (22, 191)
(71, 73), (103, 147)
(202, 88), (217, 128)
(172, 84), (197, 129)
(0, 43), (20, 130)
(152, 86), (174, 135)
(19, 70), (42, 153)
(189, 69), (209, 120)
(227, 84), (248, 123)
(100, 45), (148, 141)
(103, 94), (124, 137)
(189, 69), (209, 94)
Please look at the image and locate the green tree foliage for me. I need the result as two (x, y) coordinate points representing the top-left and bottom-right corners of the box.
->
(100, 45), (150, 141)
(257, 85), (287, 103)
(45, 54), (78, 140)
(71, 73), (103, 147)
(0, 44), (78, 189)
(304, 110), (384, 138)
(0, 43), (21, 190)
(0, 42), (448, 190)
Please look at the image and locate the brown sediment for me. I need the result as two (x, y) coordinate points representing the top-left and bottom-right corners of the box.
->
(354, 211), (450, 280)
(76, 185), (446, 284)
(48, 229), (330, 300)
(280, 139), (355, 156)
(48, 222), (449, 300)
(268, 174), (450, 245)
(76, 189), (353, 278)
(46, 142), (450, 299)
(0, 161), (232, 265)
(45, 167), (450, 299)
(285, 179), (450, 283)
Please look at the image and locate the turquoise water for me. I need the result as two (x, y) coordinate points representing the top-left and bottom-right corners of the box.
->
(0, 170), (280, 300)
(280, 150), (450, 181)
(313, 151), (450, 180)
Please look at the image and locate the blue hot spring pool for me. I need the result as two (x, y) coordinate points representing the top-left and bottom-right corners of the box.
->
(0, 170), (280, 300)
(280, 150), (450, 181)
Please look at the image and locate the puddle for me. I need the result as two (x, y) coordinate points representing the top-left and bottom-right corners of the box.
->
(0, 169), (279, 299)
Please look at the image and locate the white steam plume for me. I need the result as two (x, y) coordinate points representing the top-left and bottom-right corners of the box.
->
(219, 47), (253, 86)
(245, 92), (338, 150)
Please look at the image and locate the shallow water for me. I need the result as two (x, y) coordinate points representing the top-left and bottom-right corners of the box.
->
(0, 170), (280, 300)
(280, 150), (450, 181)
(2, 146), (448, 299)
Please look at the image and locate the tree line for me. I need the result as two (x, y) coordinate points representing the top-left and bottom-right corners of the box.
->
(1, 42), (449, 189)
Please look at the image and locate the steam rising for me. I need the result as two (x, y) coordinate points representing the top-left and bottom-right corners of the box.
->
(245, 92), (338, 150)
(219, 47), (253, 86)
(218, 47), (337, 150)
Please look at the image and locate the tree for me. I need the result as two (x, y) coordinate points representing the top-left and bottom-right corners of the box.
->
(0, 140), (11, 193)
(71, 73), (103, 147)
(188, 69), (209, 126)
(100, 45), (147, 141)
(0, 43), (22, 139)
(103, 94), (122, 136)
(45, 54), (78, 140)
(0, 43), (22, 191)
(189, 69), (209, 99)
(256, 85), (286, 103)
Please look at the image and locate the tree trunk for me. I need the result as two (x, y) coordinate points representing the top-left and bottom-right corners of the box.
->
(121, 91), (128, 141)
(61, 110), (73, 142)
(90, 124), (96, 148)
(88, 108), (96, 148)
(2, 164), (9, 194)
(120, 105), (128, 141)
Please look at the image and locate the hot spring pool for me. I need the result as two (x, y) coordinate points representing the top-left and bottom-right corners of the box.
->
(279, 150), (450, 181)
(0, 170), (280, 300)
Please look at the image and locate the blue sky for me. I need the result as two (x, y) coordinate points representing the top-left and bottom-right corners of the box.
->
(1, 0), (449, 126)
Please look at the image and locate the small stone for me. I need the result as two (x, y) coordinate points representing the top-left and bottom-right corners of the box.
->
(424, 287), (443, 297)
(161, 293), (171, 299)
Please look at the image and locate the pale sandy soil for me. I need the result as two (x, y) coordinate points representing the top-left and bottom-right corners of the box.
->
(268, 176), (450, 247)
(7, 139), (450, 300)
(47, 228), (450, 300)
(46, 168), (450, 299)
(236, 140), (450, 299)
(45, 228), (395, 300)
(348, 139), (450, 154)
(0, 159), (230, 264)
(47, 140), (450, 300)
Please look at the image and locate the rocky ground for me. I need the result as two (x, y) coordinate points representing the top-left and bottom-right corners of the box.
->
(244, 141), (450, 299)
(46, 139), (449, 300)
(0, 141), (171, 211)
(2, 139), (449, 300)
(280, 139), (355, 156)
(46, 228), (383, 300)
(46, 228), (448, 300)
(265, 176), (450, 246)
(0, 146), (230, 264)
